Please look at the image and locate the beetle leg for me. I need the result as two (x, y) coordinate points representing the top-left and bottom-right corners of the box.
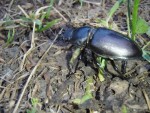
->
(121, 60), (127, 74)
(110, 60), (122, 75)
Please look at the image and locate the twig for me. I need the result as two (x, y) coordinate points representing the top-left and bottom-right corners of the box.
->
(13, 28), (63, 113)
(142, 89), (150, 110)
(18, 5), (29, 18)
(20, 22), (36, 71)
(52, 6), (68, 22)
(9, 0), (14, 9)
(19, 6), (54, 71)
(83, 0), (101, 5)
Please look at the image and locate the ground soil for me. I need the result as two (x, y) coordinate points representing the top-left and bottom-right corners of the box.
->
(0, 0), (150, 113)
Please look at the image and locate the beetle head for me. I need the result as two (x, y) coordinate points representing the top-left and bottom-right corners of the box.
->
(62, 28), (74, 41)
(62, 26), (94, 46)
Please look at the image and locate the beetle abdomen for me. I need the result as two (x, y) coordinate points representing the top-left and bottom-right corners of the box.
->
(89, 28), (142, 59)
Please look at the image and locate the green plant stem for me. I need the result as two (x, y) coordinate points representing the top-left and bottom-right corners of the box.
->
(107, 0), (126, 24)
(127, 0), (131, 37)
(131, 0), (140, 40)
(45, 0), (54, 19)
(79, 0), (83, 7)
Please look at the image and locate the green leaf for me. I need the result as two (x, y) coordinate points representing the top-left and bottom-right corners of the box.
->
(26, 98), (39, 113)
(96, 57), (106, 81)
(122, 105), (128, 113)
(135, 18), (149, 34)
(38, 19), (60, 32)
(26, 108), (37, 113)
(73, 98), (81, 104)
(98, 69), (105, 82)
(80, 93), (93, 104)
(96, 57), (106, 68)
(34, 19), (42, 26)
(34, 19), (42, 30)
(73, 93), (93, 104)
(31, 98), (39, 107)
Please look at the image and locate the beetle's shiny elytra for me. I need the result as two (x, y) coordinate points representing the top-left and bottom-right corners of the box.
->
(63, 26), (142, 59)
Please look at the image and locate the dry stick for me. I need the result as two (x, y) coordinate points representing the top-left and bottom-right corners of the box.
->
(83, 0), (101, 5)
(142, 89), (150, 110)
(18, 5), (29, 18)
(13, 22), (36, 113)
(13, 28), (63, 113)
(35, 6), (49, 16)
(19, 6), (49, 71)
(18, 5), (33, 71)
(9, 0), (14, 9)
(52, 6), (68, 22)
(19, 22), (35, 71)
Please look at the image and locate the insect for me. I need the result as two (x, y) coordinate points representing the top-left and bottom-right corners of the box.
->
(63, 26), (143, 76)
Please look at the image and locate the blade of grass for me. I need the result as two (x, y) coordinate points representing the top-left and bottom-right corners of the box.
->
(38, 18), (60, 32)
(5, 28), (15, 47)
(45, 0), (54, 19)
(107, 0), (126, 24)
(131, 0), (140, 40)
(127, 0), (131, 37)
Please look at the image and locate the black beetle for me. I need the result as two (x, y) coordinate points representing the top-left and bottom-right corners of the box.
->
(63, 26), (142, 59)
(63, 26), (143, 76)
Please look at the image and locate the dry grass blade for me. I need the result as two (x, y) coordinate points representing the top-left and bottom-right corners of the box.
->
(18, 5), (35, 71)
(52, 6), (68, 22)
(19, 22), (36, 71)
(13, 28), (63, 113)
(142, 89), (150, 110)
(18, 5), (29, 18)
(35, 6), (50, 17)
(19, 5), (56, 71)
(9, 0), (14, 9)
(83, 0), (101, 5)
